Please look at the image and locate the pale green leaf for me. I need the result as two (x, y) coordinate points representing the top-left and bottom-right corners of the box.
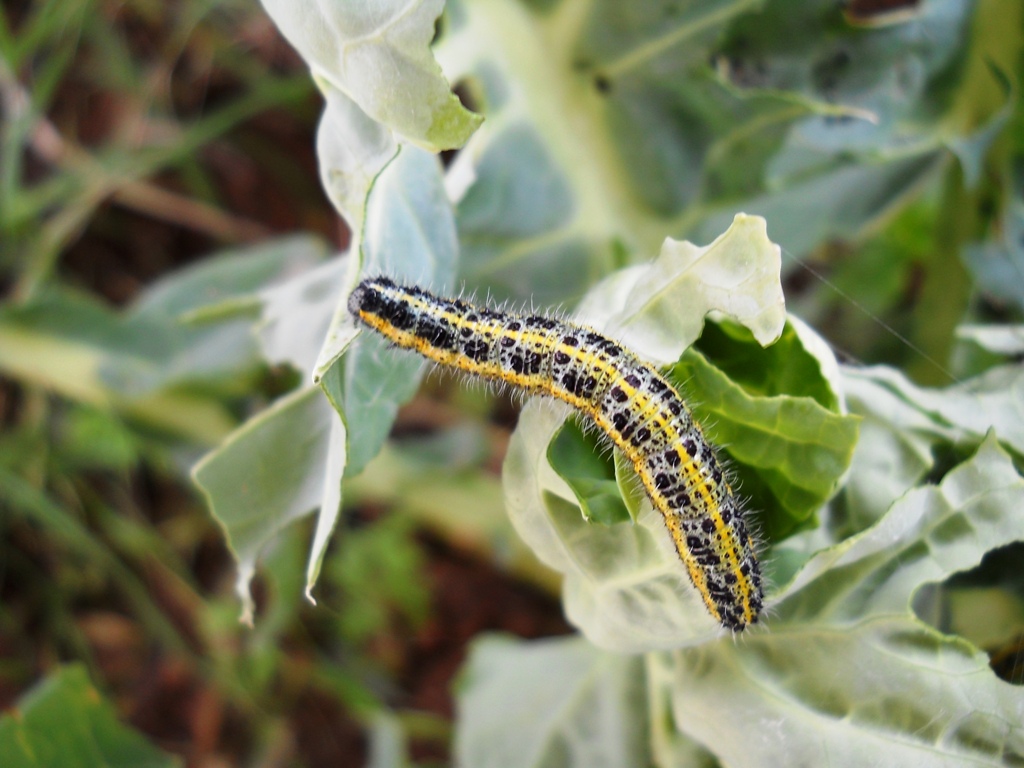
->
(0, 236), (325, 447)
(132, 234), (329, 321)
(578, 213), (785, 363)
(0, 287), (151, 406)
(831, 368), (943, 536)
(455, 635), (648, 768)
(645, 653), (722, 768)
(665, 618), (1024, 768)
(315, 84), (399, 226)
(367, 711), (411, 768)
(304, 399), (346, 603)
(260, 0), (481, 153)
(455, 122), (606, 305)
(964, 240), (1024, 313)
(320, 145), (459, 477)
(775, 435), (1024, 625)
(846, 364), (1024, 455)
(111, 235), (328, 397)
(576, 0), (782, 216)
(0, 287), (235, 443)
(956, 324), (1024, 356)
(257, 256), (350, 374)
(193, 386), (334, 623)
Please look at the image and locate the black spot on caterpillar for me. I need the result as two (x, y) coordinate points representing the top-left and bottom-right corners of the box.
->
(348, 276), (764, 631)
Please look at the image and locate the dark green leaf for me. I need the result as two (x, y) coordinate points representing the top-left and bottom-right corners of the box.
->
(0, 665), (181, 768)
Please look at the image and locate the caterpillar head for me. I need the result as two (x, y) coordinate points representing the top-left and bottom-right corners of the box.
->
(348, 276), (396, 321)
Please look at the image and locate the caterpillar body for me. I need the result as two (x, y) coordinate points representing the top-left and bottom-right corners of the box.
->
(348, 277), (764, 632)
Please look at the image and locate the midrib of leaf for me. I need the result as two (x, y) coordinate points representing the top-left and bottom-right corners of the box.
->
(463, 226), (584, 274)
(706, 396), (846, 448)
(702, 102), (807, 166)
(340, 0), (421, 50)
(595, 558), (681, 592)
(596, 0), (764, 79)
(532, 653), (608, 764)
(442, 0), (663, 254)
(623, 234), (746, 323)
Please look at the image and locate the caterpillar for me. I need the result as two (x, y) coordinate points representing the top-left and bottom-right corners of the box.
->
(348, 276), (764, 632)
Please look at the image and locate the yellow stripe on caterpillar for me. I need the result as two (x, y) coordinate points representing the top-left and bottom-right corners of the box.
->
(348, 276), (764, 632)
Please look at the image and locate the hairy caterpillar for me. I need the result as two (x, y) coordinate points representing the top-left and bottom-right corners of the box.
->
(348, 277), (764, 632)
